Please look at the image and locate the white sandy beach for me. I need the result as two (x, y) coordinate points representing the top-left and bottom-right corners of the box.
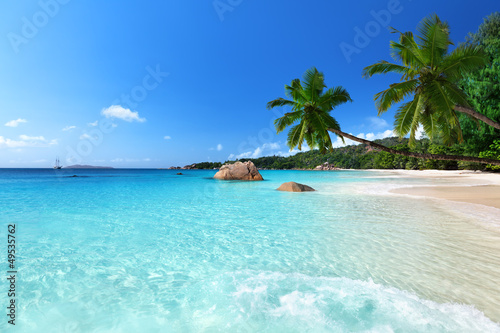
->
(381, 170), (500, 210)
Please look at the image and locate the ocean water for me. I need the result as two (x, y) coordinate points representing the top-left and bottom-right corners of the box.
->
(1, 168), (500, 332)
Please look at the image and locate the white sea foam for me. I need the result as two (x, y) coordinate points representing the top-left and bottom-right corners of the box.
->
(182, 270), (500, 332)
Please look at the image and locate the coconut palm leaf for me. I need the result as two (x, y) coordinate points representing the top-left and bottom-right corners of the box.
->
(441, 44), (488, 80)
(287, 124), (303, 150)
(266, 98), (296, 110)
(389, 31), (425, 68)
(364, 13), (494, 146)
(416, 14), (451, 67)
(285, 79), (306, 102)
(374, 80), (419, 114)
(362, 61), (417, 80)
(267, 67), (352, 152)
(394, 98), (420, 138)
(274, 109), (303, 133)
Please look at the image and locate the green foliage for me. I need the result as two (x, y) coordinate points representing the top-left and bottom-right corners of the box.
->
(363, 14), (489, 146)
(479, 139), (500, 171)
(373, 151), (394, 169)
(196, 137), (474, 170)
(194, 162), (222, 169)
(458, 12), (500, 154)
(267, 67), (352, 154)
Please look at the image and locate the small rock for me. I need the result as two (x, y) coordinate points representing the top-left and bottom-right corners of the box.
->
(277, 182), (315, 192)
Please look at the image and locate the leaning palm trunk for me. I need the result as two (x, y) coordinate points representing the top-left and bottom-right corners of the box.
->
(453, 105), (500, 131)
(328, 128), (500, 166)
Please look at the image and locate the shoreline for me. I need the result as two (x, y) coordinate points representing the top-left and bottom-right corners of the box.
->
(368, 170), (500, 210)
(391, 184), (500, 210)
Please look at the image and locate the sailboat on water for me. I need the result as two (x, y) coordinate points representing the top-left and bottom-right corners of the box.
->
(53, 158), (62, 169)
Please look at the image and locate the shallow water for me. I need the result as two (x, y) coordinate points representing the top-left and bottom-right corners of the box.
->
(1, 169), (499, 332)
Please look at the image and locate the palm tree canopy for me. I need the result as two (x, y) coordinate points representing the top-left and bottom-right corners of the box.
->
(363, 14), (489, 146)
(267, 67), (352, 153)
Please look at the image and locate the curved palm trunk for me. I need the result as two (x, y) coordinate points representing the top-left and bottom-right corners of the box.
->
(328, 128), (500, 166)
(454, 105), (500, 130)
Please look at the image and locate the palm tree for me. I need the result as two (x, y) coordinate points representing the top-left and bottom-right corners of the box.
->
(267, 67), (500, 166)
(267, 67), (351, 154)
(362, 14), (500, 146)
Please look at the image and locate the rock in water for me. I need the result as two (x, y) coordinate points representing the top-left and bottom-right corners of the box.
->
(277, 182), (315, 192)
(213, 161), (264, 181)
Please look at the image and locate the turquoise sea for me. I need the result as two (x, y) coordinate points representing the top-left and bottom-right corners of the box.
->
(1, 168), (500, 332)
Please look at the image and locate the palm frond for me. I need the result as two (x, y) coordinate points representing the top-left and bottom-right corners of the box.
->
(389, 30), (425, 68)
(287, 124), (303, 150)
(308, 111), (334, 153)
(394, 97), (420, 139)
(438, 79), (470, 108)
(441, 44), (488, 80)
(285, 79), (306, 102)
(425, 80), (456, 116)
(268, 67), (351, 155)
(274, 110), (303, 133)
(302, 67), (325, 103)
(420, 108), (437, 141)
(417, 14), (451, 67)
(318, 86), (352, 111)
(362, 61), (416, 80)
(266, 98), (296, 110)
(297, 119), (309, 150)
(424, 80), (465, 144)
(374, 79), (419, 114)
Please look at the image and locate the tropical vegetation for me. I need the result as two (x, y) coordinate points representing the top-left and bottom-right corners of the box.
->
(458, 12), (500, 156)
(265, 14), (500, 166)
(197, 13), (500, 170)
(194, 137), (481, 170)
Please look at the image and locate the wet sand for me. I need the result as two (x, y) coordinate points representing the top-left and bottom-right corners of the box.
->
(391, 184), (500, 209)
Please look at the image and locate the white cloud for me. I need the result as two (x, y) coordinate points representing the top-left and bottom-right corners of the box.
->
(5, 118), (27, 127)
(101, 105), (146, 122)
(229, 142), (288, 160)
(359, 130), (395, 141)
(415, 125), (425, 140)
(164, 136), (171, 140)
(226, 130), (396, 161)
(111, 158), (123, 163)
(19, 135), (45, 141)
(276, 147), (306, 157)
(266, 142), (281, 150)
(0, 137), (26, 148)
(209, 143), (224, 151)
(88, 120), (98, 127)
(80, 133), (92, 140)
(367, 117), (389, 130)
(0, 135), (57, 148)
(143, 158), (151, 162)
(62, 125), (76, 131)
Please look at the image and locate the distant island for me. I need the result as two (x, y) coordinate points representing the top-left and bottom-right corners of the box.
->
(64, 165), (114, 169)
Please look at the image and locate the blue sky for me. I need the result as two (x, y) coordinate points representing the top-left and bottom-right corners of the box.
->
(0, 0), (498, 168)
